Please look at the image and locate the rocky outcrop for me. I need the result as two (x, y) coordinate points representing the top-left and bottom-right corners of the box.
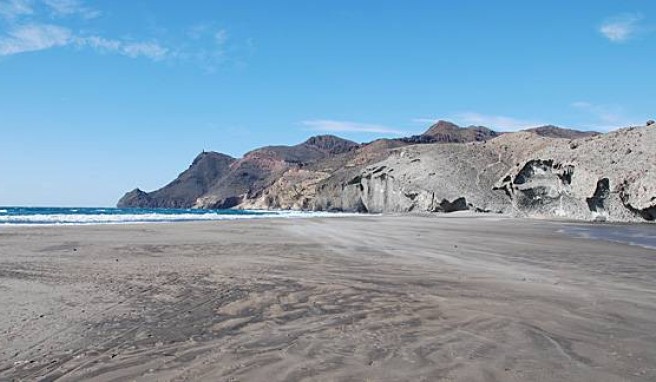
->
(117, 188), (152, 208)
(239, 169), (332, 210)
(119, 135), (360, 210)
(300, 126), (655, 222)
(523, 125), (600, 139)
(586, 178), (610, 218)
(118, 120), (654, 223)
(494, 159), (584, 218)
(413, 120), (499, 143)
(302, 135), (360, 155)
(493, 126), (656, 222)
(618, 172), (656, 221)
(117, 152), (236, 208)
(239, 138), (407, 212)
(194, 136), (360, 209)
(313, 144), (511, 213)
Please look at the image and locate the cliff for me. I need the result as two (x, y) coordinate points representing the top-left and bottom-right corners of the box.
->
(117, 121), (656, 223)
(119, 135), (360, 209)
(117, 151), (235, 208)
(493, 126), (656, 221)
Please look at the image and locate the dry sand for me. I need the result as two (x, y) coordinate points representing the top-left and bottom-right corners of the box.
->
(0, 215), (655, 381)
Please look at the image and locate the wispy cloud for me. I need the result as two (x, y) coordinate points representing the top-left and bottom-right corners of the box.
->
(42, 0), (99, 19)
(0, 1), (243, 69)
(180, 24), (232, 72)
(186, 23), (210, 40)
(571, 101), (639, 130)
(0, 0), (164, 60)
(0, 0), (33, 20)
(214, 29), (228, 45)
(302, 120), (407, 135)
(0, 22), (169, 60)
(0, 23), (71, 55)
(416, 113), (543, 131)
(411, 118), (441, 125)
(599, 13), (644, 43)
(76, 36), (168, 60)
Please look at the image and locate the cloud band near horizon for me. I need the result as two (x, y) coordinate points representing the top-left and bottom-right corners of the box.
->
(301, 120), (407, 135)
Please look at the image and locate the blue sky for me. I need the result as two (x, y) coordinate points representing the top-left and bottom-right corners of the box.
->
(0, 0), (654, 206)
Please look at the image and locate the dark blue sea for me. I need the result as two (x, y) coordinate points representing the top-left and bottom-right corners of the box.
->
(0, 207), (350, 225)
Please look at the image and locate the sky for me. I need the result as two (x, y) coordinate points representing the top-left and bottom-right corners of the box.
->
(0, 0), (654, 206)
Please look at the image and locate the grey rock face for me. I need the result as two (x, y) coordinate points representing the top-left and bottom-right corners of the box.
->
(493, 126), (656, 222)
(313, 143), (511, 214)
(494, 159), (587, 219)
(309, 125), (654, 222)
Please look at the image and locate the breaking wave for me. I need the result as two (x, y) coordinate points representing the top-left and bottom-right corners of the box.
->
(0, 207), (361, 226)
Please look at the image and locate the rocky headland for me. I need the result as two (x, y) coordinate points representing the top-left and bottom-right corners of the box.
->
(118, 121), (656, 223)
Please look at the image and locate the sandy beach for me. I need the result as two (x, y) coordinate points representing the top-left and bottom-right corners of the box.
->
(1, 215), (655, 381)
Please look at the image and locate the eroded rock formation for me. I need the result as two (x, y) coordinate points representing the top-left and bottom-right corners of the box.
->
(492, 126), (656, 222)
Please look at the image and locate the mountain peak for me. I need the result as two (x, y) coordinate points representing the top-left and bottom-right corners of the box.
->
(302, 135), (360, 154)
(423, 120), (461, 135)
(421, 120), (498, 143)
(524, 125), (600, 139)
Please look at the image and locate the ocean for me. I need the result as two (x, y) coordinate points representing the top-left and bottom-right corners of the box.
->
(0, 207), (353, 225)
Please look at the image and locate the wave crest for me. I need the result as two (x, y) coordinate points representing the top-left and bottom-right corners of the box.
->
(0, 209), (360, 226)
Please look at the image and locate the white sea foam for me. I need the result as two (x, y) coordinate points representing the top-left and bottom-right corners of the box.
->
(0, 209), (7, 213)
(0, 210), (363, 226)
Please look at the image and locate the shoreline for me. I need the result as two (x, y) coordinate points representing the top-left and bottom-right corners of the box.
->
(1, 215), (655, 381)
(3, 205), (655, 228)
(0, 207), (368, 226)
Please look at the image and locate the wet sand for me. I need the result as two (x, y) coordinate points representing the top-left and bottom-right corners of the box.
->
(0, 215), (655, 381)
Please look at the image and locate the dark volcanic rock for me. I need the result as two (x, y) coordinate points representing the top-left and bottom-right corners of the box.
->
(244, 135), (358, 165)
(302, 135), (360, 155)
(524, 125), (599, 139)
(196, 136), (360, 208)
(420, 120), (499, 143)
(397, 135), (438, 144)
(586, 178), (611, 219)
(117, 151), (236, 209)
(118, 136), (360, 210)
(117, 188), (152, 208)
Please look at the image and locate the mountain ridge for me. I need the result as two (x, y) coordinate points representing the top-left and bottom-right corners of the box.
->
(118, 121), (656, 223)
